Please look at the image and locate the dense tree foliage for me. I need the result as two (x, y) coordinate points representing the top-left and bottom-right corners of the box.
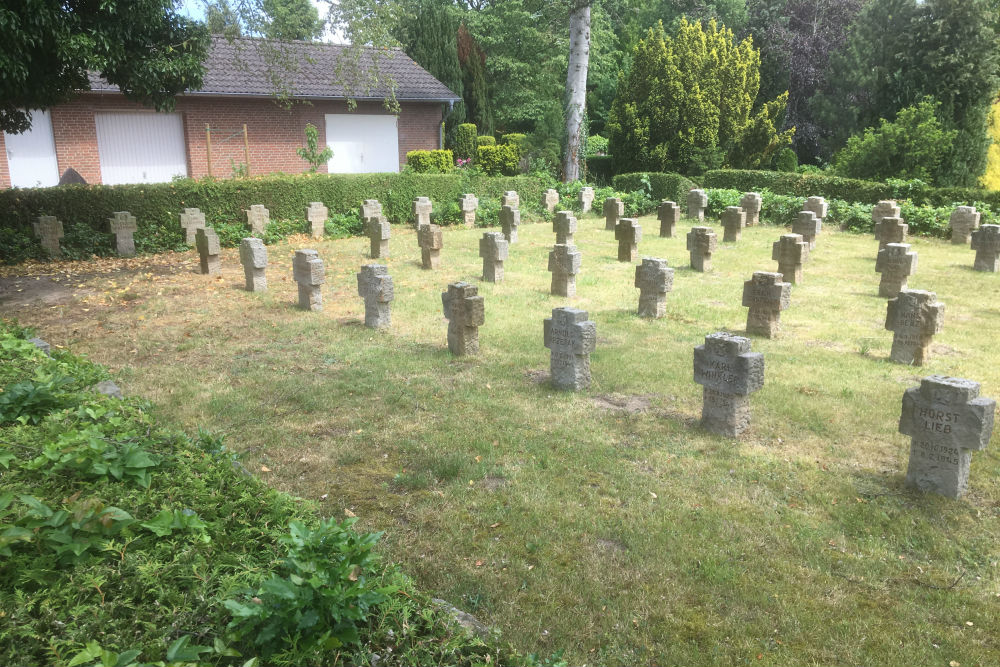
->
(0, 0), (208, 134)
(261, 0), (322, 41)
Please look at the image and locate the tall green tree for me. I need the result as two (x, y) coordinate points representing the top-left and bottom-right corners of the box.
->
(0, 0), (208, 134)
(606, 18), (792, 175)
(812, 0), (1000, 185)
(206, 0), (243, 36)
(262, 0), (322, 41)
(457, 23), (493, 135)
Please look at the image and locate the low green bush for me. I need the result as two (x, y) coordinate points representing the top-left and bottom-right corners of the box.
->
(452, 124), (478, 161)
(477, 135), (496, 147)
(612, 172), (697, 206)
(406, 150), (454, 174)
(774, 148), (798, 173)
(476, 145), (519, 176)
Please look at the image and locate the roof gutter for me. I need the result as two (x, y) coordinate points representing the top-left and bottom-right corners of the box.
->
(85, 89), (462, 104)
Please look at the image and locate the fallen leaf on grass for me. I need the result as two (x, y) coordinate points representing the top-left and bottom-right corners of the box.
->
(261, 465), (271, 472)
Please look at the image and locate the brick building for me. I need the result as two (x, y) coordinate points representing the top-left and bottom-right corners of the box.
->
(1, 37), (461, 188)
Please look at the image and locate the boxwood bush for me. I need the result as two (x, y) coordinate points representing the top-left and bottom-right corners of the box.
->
(612, 172), (697, 205)
(406, 150), (454, 174)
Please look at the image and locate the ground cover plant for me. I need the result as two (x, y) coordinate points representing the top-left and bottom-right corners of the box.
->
(0, 323), (522, 665)
(2, 206), (1000, 665)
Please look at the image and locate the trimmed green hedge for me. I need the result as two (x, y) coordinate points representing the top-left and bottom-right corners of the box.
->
(405, 150), (454, 174)
(703, 169), (1000, 209)
(476, 135), (496, 147)
(476, 145), (519, 176)
(0, 172), (546, 263)
(612, 172), (697, 205)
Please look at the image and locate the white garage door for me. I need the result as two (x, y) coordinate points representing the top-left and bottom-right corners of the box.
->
(4, 109), (60, 188)
(95, 112), (187, 185)
(325, 114), (399, 174)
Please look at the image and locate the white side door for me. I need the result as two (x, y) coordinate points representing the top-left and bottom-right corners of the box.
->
(95, 112), (188, 185)
(4, 110), (60, 188)
(325, 114), (399, 173)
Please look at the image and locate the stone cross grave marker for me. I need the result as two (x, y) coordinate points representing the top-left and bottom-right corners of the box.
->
(418, 223), (443, 269)
(479, 232), (509, 283)
(615, 218), (642, 262)
(950, 206), (980, 245)
(658, 200), (680, 238)
(578, 187), (595, 213)
(872, 200), (900, 234)
(544, 307), (596, 391)
(793, 210), (821, 249)
(740, 192), (762, 226)
(543, 189), (559, 213)
(694, 332), (765, 437)
(876, 217), (908, 250)
(362, 199), (383, 220)
(971, 224), (1000, 272)
(686, 189), (708, 221)
(721, 206), (746, 243)
(742, 271), (791, 338)
(307, 202), (328, 239)
(553, 210), (577, 245)
(293, 249), (325, 311)
(772, 233), (809, 284)
(246, 204), (269, 236)
(356, 264), (394, 328)
(413, 197), (432, 229)
(502, 190), (520, 210)
(35, 216), (64, 257)
(179, 208), (206, 245)
(238, 237), (267, 292)
(687, 226), (717, 272)
(366, 214), (390, 259)
(803, 196), (828, 221)
(195, 227), (221, 275)
(635, 258), (674, 318)
(442, 282), (484, 356)
(548, 244), (581, 297)
(886, 289), (944, 365)
(875, 243), (917, 298)
(109, 211), (137, 256)
(899, 375), (996, 498)
(500, 205), (520, 244)
(603, 197), (624, 231)
(460, 193), (479, 227)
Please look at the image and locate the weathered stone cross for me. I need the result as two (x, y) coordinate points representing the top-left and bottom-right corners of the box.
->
(293, 249), (325, 311)
(460, 193), (479, 227)
(418, 224), (443, 269)
(553, 210), (577, 245)
(792, 210), (821, 249)
(357, 264), (394, 328)
(239, 237), (267, 292)
(195, 227), (220, 275)
(179, 208), (206, 245)
(246, 204), (269, 236)
(307, 202), (327, 239)
(603, 197), (623, 231)
(635, 258), (673, 318)
(772, 233), (809, 284)
(442, 282), (485, 356)
(950, 206), (980, 245)
(615, 218), (641, 262)
(686, 188), (708, 221)
(742, 271), (791, 338)
(971, 224), (1000, 272)
(740, 192), (762, 226)
(658, 200), (679, 238)
(721, 206), (745, 243)
(876, 216), (908, 250)
(544, 307), (596, 391)
(34, 216), (64, 257)
(875, 243), (917, 298)
(548, 244), (581, 297)
(500, 205), (520, 244)
(885, 289), (944, 365)
(479, 232), (509, 283)
(413, 197), (432, 228)
(108, 211), (137, 256)
(693, 332), (765, 436)
(687, 226), (717, 272)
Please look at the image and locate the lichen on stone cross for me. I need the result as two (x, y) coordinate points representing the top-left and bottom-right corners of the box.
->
(634, 258), (674, 318)
(658, 200), (680, 238)
(603, 197), (624, 231)
(899, 375), (996, 498)
(502, 191), (520, 209)
(686, 226), (717, 272)
(793, 211), (822, 250)
(195, 227), (221, 275)
(803, 196), (828, 220)
(742, 271), (791, 338)
(721, 206), (746, 243)
(412, 197), (432, 228)
(686, 189), (708, 221)
(108, 211), (137, 256)
(950, 206), (980, 245)
(366, 215), (390, 259)
(35, 216), (64, 257)
(442, 282), (485, 356)
(544, 307), (596, 391)
(740, 192), (762, 226)
(971, 224), (1000, 272)
(544, 189), (559, 213)
(578, 187), (595, 213)
(460, 193), (479, 227)
(418, 223), (443, 269)
(239, 237), (268, 292)
(293, 249), (325, 311)
(876, 217), (908, 250)
(500, 205), (520, 244)
(693, 332), (765, 437)
(885, 289), (944, 365)
(307, 202), (328, 239)
(479, 232), (509, 283)
(771, 234), (809, 285)
(875, 243), (917, 298)
(246, 204), (269, 236)
(548, 243), (582, 297)
(553, 211), (577, 245)
(615, 218), (641, 262)
(179, 208), (206, 245)
(356, 264), (394, 329)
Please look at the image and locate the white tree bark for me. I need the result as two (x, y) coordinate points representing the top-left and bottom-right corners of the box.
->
(563, 3), (590, 183)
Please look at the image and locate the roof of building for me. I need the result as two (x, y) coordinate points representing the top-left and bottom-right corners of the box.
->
(88, 36), (461, 103)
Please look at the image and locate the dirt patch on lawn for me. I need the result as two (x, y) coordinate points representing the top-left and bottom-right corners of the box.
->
(524, 369), (549, 385)
(592, 393), (654, 415)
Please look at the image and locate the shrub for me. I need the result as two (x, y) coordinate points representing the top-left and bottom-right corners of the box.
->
(831, 98), (957, 185)
(295, 123), (334, 173)
(587, 135), (609, 157)
(612, 172), (697, 205)
(585, 156), (614, 185)
(406, 150), (454, 174)
(775, 148), (798, 173)
(476, 135), (496, 147)
(476, 144), (519, 176)
(452, 123), (478, 161)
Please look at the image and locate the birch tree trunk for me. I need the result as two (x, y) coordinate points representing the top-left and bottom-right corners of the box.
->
(563, 3), (591, 182)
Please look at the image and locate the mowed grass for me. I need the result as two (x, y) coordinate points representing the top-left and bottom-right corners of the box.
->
(4, 212), (1000, 666)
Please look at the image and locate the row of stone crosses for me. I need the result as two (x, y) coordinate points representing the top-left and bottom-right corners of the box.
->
(29, 188), (999, 500)
(176, 188), (997, 501)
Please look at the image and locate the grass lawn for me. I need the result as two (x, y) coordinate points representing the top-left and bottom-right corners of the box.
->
(3, 211), (1000, 666)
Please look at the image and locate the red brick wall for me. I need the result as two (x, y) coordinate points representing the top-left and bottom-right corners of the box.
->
(0, 134), (9, 188)
(0, 94), (444, 187)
